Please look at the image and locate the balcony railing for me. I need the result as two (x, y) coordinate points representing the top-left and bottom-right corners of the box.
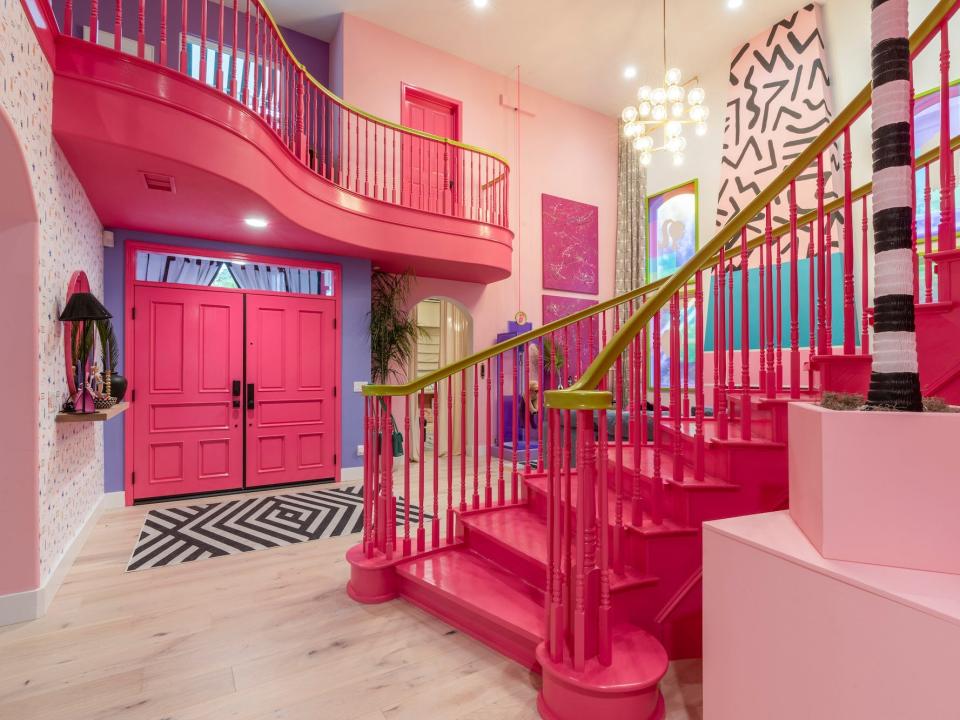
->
(51, 0), (509, 228)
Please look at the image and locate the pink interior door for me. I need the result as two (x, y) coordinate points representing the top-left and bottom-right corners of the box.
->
(132, 284), (244, 500)
(245, 292), (339, 488)
(402, 90), (459, 214)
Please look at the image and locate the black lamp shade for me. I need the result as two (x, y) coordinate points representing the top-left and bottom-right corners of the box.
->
(59, 292), (112, 322)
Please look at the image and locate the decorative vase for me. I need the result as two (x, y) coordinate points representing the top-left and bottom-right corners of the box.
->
(110, 374), (128, 402)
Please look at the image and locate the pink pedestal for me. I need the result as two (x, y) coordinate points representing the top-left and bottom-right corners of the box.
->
(788, 402), (960, 574)
(704, 512), (960, 720)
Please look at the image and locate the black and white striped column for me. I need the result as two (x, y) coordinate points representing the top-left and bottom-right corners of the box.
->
(867, 0), (923, 411)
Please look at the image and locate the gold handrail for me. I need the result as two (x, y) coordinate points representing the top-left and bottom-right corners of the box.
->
(544, 0), (960, 411)
(256, 3), (510, 167)
(362, 131), (960, 399)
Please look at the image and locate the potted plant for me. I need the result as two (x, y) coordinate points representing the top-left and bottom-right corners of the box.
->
(369, 269), (423, 456)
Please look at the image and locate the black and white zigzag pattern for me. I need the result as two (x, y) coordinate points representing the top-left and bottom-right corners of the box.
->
(127, 485), (426, 571)
(866, 0), (922, 410)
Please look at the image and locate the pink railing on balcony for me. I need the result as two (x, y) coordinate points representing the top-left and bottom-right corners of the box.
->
(361, 0), (958, 674)
(51, 0), (509, 228)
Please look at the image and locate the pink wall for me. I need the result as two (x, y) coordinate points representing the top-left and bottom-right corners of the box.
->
(338, 14), (619, 352)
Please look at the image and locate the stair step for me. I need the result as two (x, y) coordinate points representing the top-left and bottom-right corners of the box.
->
(396, 547), (545, 668)
(614, 444), (733, 490)
(461, 505), (657, 592)
(524, 474), (693, 537)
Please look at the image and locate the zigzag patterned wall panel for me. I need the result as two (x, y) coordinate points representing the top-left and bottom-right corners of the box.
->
(717, 3), (840, 265)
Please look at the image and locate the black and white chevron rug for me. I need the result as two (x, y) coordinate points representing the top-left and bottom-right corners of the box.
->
(127, 484), (426, 571)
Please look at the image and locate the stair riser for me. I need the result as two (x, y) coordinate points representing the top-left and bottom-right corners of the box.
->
(397, 576), (544, 671)
(462, 524), (547, 591)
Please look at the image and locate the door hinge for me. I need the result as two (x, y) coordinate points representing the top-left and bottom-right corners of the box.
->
(131, 307), (136, 320)
(131, 471), (136, 485)
(132, 389), (136, 402)
(333, 453), (337, 465)
(333, 386), (337, 397)
(333, 317), (337, 329)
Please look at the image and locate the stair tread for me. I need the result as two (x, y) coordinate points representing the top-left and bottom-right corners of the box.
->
(524, 474), (693, 536)
(397, 547), (544, 641)
(613, 444), (732, 489)
(461, 506), (658, 589)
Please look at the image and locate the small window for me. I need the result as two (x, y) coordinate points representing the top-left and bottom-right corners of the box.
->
(135, 250), (335, 297)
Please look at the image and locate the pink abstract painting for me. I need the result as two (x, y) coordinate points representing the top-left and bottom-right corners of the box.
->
(542, 294), (598, 382)
(541, 194), (599, 295)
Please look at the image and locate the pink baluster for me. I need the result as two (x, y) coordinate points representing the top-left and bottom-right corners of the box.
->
(670, 293), (682, 484)
(417, 389), (426, 553)
(776, 233), (784, 391)
(613, 308), (625, 572)
(717, 248), (728, 439)
(843, 128), (856, 350)
(432, 385), (440, 549)
(230, 0), (238, 96)
(486, 358), (493, 507)
(825, 212), (833, 351)
(216, 0), (224, 91)
(808, 222), (816, 388)
(597, 416), (612, 667)
(547, 409), (563, 662)
(473, 364), (480, 510)
(925, 165), (934, 303)
(758, 221), (767, 394)
(113, 0), (121, 51)
(712, 267), (720, 419)
(683, 283), (690, 418)
(89, 0), (99, 45)
(651, 311), (663, 525)
(538, 337), (546, 471)
(940, 22), (956, 251)
(180, 0), (189, 73)
(524, 346), (532, 471)
(511, 347), (520, 502)
(740, 228), (752, 440)
(790, 181), (801, 398)
(403, 395), (411, 557)
(362, 397), (372, 557)
(765, 205), (775, 398)
(460, 369), (467, 513)
(199, 0), (207, 83)
(816, 154), (827, 355)
(446, 376), (454, 543)
(497, 353), (507, 505)
(695, 270), (705, 482)
(727, 257), (735, 395)
(64, 0), (73, 38)
(911, 81), (919, 304)
(861, 197), (870, 352)
(573, 409), (592, 671)
(381, 397), (394, 560)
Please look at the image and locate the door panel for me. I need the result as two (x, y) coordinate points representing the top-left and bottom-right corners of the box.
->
(246, 293), (338, 487)
(402, 91), (458, 213)
(133, 284), (244, 500)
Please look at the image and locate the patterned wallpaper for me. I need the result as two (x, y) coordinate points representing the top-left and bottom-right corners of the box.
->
(1, 0), (105, 582)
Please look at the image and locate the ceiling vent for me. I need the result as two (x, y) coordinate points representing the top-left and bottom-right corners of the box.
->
(141, 172), (176, 193)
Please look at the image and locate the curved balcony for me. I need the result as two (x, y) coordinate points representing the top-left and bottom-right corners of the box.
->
(46, 0), (512, 283)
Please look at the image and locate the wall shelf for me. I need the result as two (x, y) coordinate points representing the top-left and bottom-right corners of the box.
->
(55, 401), (129, 423)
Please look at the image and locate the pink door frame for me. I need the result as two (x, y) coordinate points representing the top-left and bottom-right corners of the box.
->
(123, 240), (342, 505)
(401, 84), (463, 212)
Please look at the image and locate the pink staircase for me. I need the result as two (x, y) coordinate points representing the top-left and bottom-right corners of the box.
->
(347, 2), (960, 718)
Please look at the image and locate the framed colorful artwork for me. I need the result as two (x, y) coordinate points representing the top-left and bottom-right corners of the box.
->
(646, 180), (699, 283)
(541, 194), (599, 295)
(542, 294), (598, 386)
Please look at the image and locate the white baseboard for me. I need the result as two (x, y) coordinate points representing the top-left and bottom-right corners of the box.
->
(0, 490), (115, 627)
(341, 466), (363, 483)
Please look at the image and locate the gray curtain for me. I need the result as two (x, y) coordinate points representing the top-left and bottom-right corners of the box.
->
(615, 121), (647, 399)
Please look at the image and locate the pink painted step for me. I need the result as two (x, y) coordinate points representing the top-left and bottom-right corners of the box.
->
(396, 546), (545, 669)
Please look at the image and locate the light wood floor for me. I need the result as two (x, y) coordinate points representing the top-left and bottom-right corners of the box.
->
(0, 479), (703, 720)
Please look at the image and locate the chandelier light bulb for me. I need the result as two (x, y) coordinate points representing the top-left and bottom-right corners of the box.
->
(632, 135), (647, 151)
(673, 152), (685, 166)
(665, 68), (682, 86)
(687, 87), (706, 105)
(622, 105), (639, 123)
(696, 121), (708, 136)
(665, 120), (683, 138)
(651, 87), (668, 105)
(638, 101), (653, 118)
(641, 135), (655, 151)
(666, 84), (685, 103)
(637, 85), (653, 101)
(652, 104), (668, 122)
(624, 120), (641, 138)
(640, 151), (653, 166)
(689, 105), (708, 122)
(671, 102), (686, 118)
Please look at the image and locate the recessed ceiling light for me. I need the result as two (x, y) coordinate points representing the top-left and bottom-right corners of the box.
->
(727, 0), (743, 9)
(472, 0), (488, 8)
(244, 217), (268, 228)
(623, 65), (637, 80)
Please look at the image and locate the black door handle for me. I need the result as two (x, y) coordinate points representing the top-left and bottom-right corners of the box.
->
(247, 383), (255, 410)
(232, 380), (242, 408)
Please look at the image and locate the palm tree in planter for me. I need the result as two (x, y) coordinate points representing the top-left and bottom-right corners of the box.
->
(865, 0), (922, 412)
(369, 270), (424, 456)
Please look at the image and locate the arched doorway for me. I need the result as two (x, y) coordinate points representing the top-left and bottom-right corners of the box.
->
(0, 105), (41, 596)
(409, 297), (473, 460)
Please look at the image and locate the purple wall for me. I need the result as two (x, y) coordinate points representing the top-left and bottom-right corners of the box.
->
(51, 0), (331, 87)
(102, 229), (371, 493)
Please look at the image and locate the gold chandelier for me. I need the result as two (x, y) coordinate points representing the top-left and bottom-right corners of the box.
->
(621, 0), (708, 167)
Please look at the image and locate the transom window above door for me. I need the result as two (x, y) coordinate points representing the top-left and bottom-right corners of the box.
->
(135, 250), (336, 296)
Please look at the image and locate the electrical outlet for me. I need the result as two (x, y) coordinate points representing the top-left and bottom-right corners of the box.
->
(353, 381), (368, 393)
(356, 444), (364, 457)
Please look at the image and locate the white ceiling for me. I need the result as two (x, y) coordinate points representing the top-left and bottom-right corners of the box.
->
(266, 0), (833, 116)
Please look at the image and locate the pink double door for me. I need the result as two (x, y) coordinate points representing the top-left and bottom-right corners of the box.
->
(132, 284), (338, 501)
